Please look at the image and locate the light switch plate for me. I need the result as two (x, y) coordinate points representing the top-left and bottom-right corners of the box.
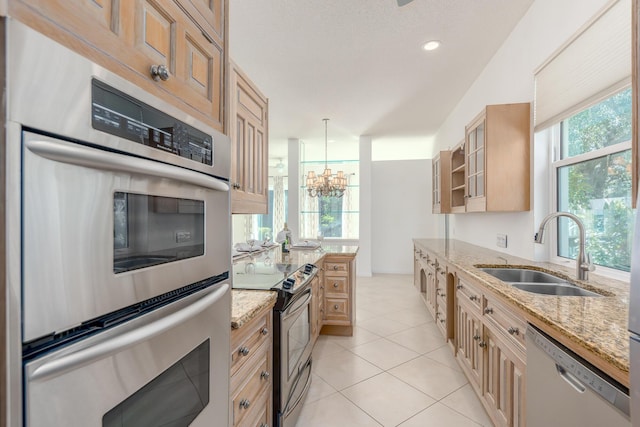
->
(497, 234), (508, 248)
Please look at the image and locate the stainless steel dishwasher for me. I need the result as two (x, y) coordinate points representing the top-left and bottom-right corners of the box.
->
(526, 325), (630, 427)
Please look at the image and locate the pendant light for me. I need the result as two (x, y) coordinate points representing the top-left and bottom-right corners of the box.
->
(305, 119), (347, 198)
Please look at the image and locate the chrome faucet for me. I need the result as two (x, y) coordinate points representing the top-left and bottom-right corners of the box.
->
(534, 212), (595, 281)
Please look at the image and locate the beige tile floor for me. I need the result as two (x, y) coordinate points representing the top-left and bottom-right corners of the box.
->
(295, 274), (494, 427)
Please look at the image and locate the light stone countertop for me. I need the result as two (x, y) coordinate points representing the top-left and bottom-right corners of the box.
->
(414, 238), (630, 387)
(231, 245), (359, 330)
(231, 290), (277, 329)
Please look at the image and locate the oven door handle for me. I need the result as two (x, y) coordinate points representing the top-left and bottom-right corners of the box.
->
(25, 138), (229, 192)
(29, 284), (229, 382)
(281, 288), (312, 322)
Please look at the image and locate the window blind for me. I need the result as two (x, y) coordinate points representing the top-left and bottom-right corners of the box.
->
(534, 0), (631, 130)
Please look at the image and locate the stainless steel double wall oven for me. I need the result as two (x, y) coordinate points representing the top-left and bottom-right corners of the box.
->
(6, 20), (231, 426)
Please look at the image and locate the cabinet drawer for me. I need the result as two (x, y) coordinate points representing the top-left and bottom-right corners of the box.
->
(325, 261), (349, 276)
(324, 276), (349, 295)
(324, 298), (349, 321)
(456, 278), (482, 312)
(231, 312), (271, 374)
(232, 359), (271, 427)
(483, 295), (527, 350)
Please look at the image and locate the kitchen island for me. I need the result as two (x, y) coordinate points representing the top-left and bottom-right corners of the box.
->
(229, 244), (358, 427)
(231, 244), (359, 328)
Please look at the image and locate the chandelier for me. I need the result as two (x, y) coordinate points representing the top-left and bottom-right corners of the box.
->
(306, 118), (347, 198)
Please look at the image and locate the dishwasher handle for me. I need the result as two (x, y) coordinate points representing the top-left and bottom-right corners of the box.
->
(556, 364), (586, 393)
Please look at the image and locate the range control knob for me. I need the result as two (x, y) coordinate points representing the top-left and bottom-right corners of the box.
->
(304, 264), (315, 274)
(282, 278), (296, 289)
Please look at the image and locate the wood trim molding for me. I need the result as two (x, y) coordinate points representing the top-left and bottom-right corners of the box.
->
(633, 0), (638, 208)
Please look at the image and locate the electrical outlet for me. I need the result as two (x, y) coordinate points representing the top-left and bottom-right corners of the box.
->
(496, 234), (508, 248)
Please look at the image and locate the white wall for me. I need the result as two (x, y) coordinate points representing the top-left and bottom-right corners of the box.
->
(371, 159), (440, 274)
(433, 0), (611, 260)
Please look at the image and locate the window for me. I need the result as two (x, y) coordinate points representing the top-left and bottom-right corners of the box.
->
(552, 88), (634, 272)
(299, 137), (359, 240)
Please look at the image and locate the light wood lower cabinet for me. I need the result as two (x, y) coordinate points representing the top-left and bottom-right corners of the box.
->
(230, 304), (273, 427)
(10, 0), (227, 132)
(321, 254), (356, 336)
(455, 292), (484, 392)
(454, 276), (527, 427)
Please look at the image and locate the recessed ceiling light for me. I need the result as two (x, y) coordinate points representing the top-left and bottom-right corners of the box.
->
(422, 40), (441, 51)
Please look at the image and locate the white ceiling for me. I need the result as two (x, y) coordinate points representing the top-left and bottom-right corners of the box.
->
(229, 0), (534, 163)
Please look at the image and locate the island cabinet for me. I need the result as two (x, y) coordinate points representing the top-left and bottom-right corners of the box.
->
(464, 103), (531, 212)
(321, 254), (356, 336)
(230, 303), (273, 427)
(229, 61), (269, 214)
(454, 274), (527, 427)
(9, 0), (227, 132)
(310, 258), (325, 345)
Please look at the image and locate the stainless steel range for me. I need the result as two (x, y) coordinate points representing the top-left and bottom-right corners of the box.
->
(233, 250), (318, 427)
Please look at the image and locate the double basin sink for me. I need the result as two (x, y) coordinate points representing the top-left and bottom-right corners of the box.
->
(479, 267), (603, 297)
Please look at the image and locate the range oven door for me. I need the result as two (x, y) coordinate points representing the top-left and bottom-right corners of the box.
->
(278, 287), (313, 426)
(24, 283), (230, 427)
(22, 131), (230, 343)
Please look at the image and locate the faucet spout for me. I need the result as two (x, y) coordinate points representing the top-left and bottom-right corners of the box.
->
(534, 212), (594, 281)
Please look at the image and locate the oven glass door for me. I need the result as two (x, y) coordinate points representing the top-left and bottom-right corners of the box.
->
(24, 284), (230, 427)
(22, 131), (230, 342)
(282, 289), (312, 378)
(113, 192), (205, 273)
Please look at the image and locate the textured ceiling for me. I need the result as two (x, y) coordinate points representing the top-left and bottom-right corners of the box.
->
(229, 0), (534, 162)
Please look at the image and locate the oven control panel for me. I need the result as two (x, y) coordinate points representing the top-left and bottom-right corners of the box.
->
(91, 79), (213, 166)
(280, 264), (318, 293)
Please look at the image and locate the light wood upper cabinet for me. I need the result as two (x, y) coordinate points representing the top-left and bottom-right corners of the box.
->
(450, 143), (466, 213)
(464, 103), (531, 212)
(10, 0), (227, 132)
(432, 151), (451, 214)
(229, 61), (269, 214)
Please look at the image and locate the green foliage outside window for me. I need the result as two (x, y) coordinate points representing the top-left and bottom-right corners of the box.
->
(557, 88), (634, 272)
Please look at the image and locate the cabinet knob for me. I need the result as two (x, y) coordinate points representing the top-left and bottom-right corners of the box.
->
(239, 399), (251, 409)
(456, 284), (463, 290)
(259, 424), (269, 427)
(238, 346), (250, 356)
(260, 370), (270, 380)
(232, 182), (241, 189)
(150, 64), (170, 81)
(261, 327), (269, 336)
(508, 327), (520, 335)
(439, 318), (445, 324)
(473, 335), (481, 341)
(484, 307), (493, 315)
(333, 265), (339, 270)
(469, 295), (478, 301)
(479, 341), (487, 348)
(334, 304), (339, 310)
(333, 282), (339, 288)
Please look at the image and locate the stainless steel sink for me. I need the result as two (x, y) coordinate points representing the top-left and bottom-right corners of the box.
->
(480, 267), (603, 297)
(480, 268), (568, 284)
(510, 283), (602, 297)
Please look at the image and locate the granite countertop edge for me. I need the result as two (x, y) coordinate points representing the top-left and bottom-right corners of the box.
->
(413, 238), (630, 384)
